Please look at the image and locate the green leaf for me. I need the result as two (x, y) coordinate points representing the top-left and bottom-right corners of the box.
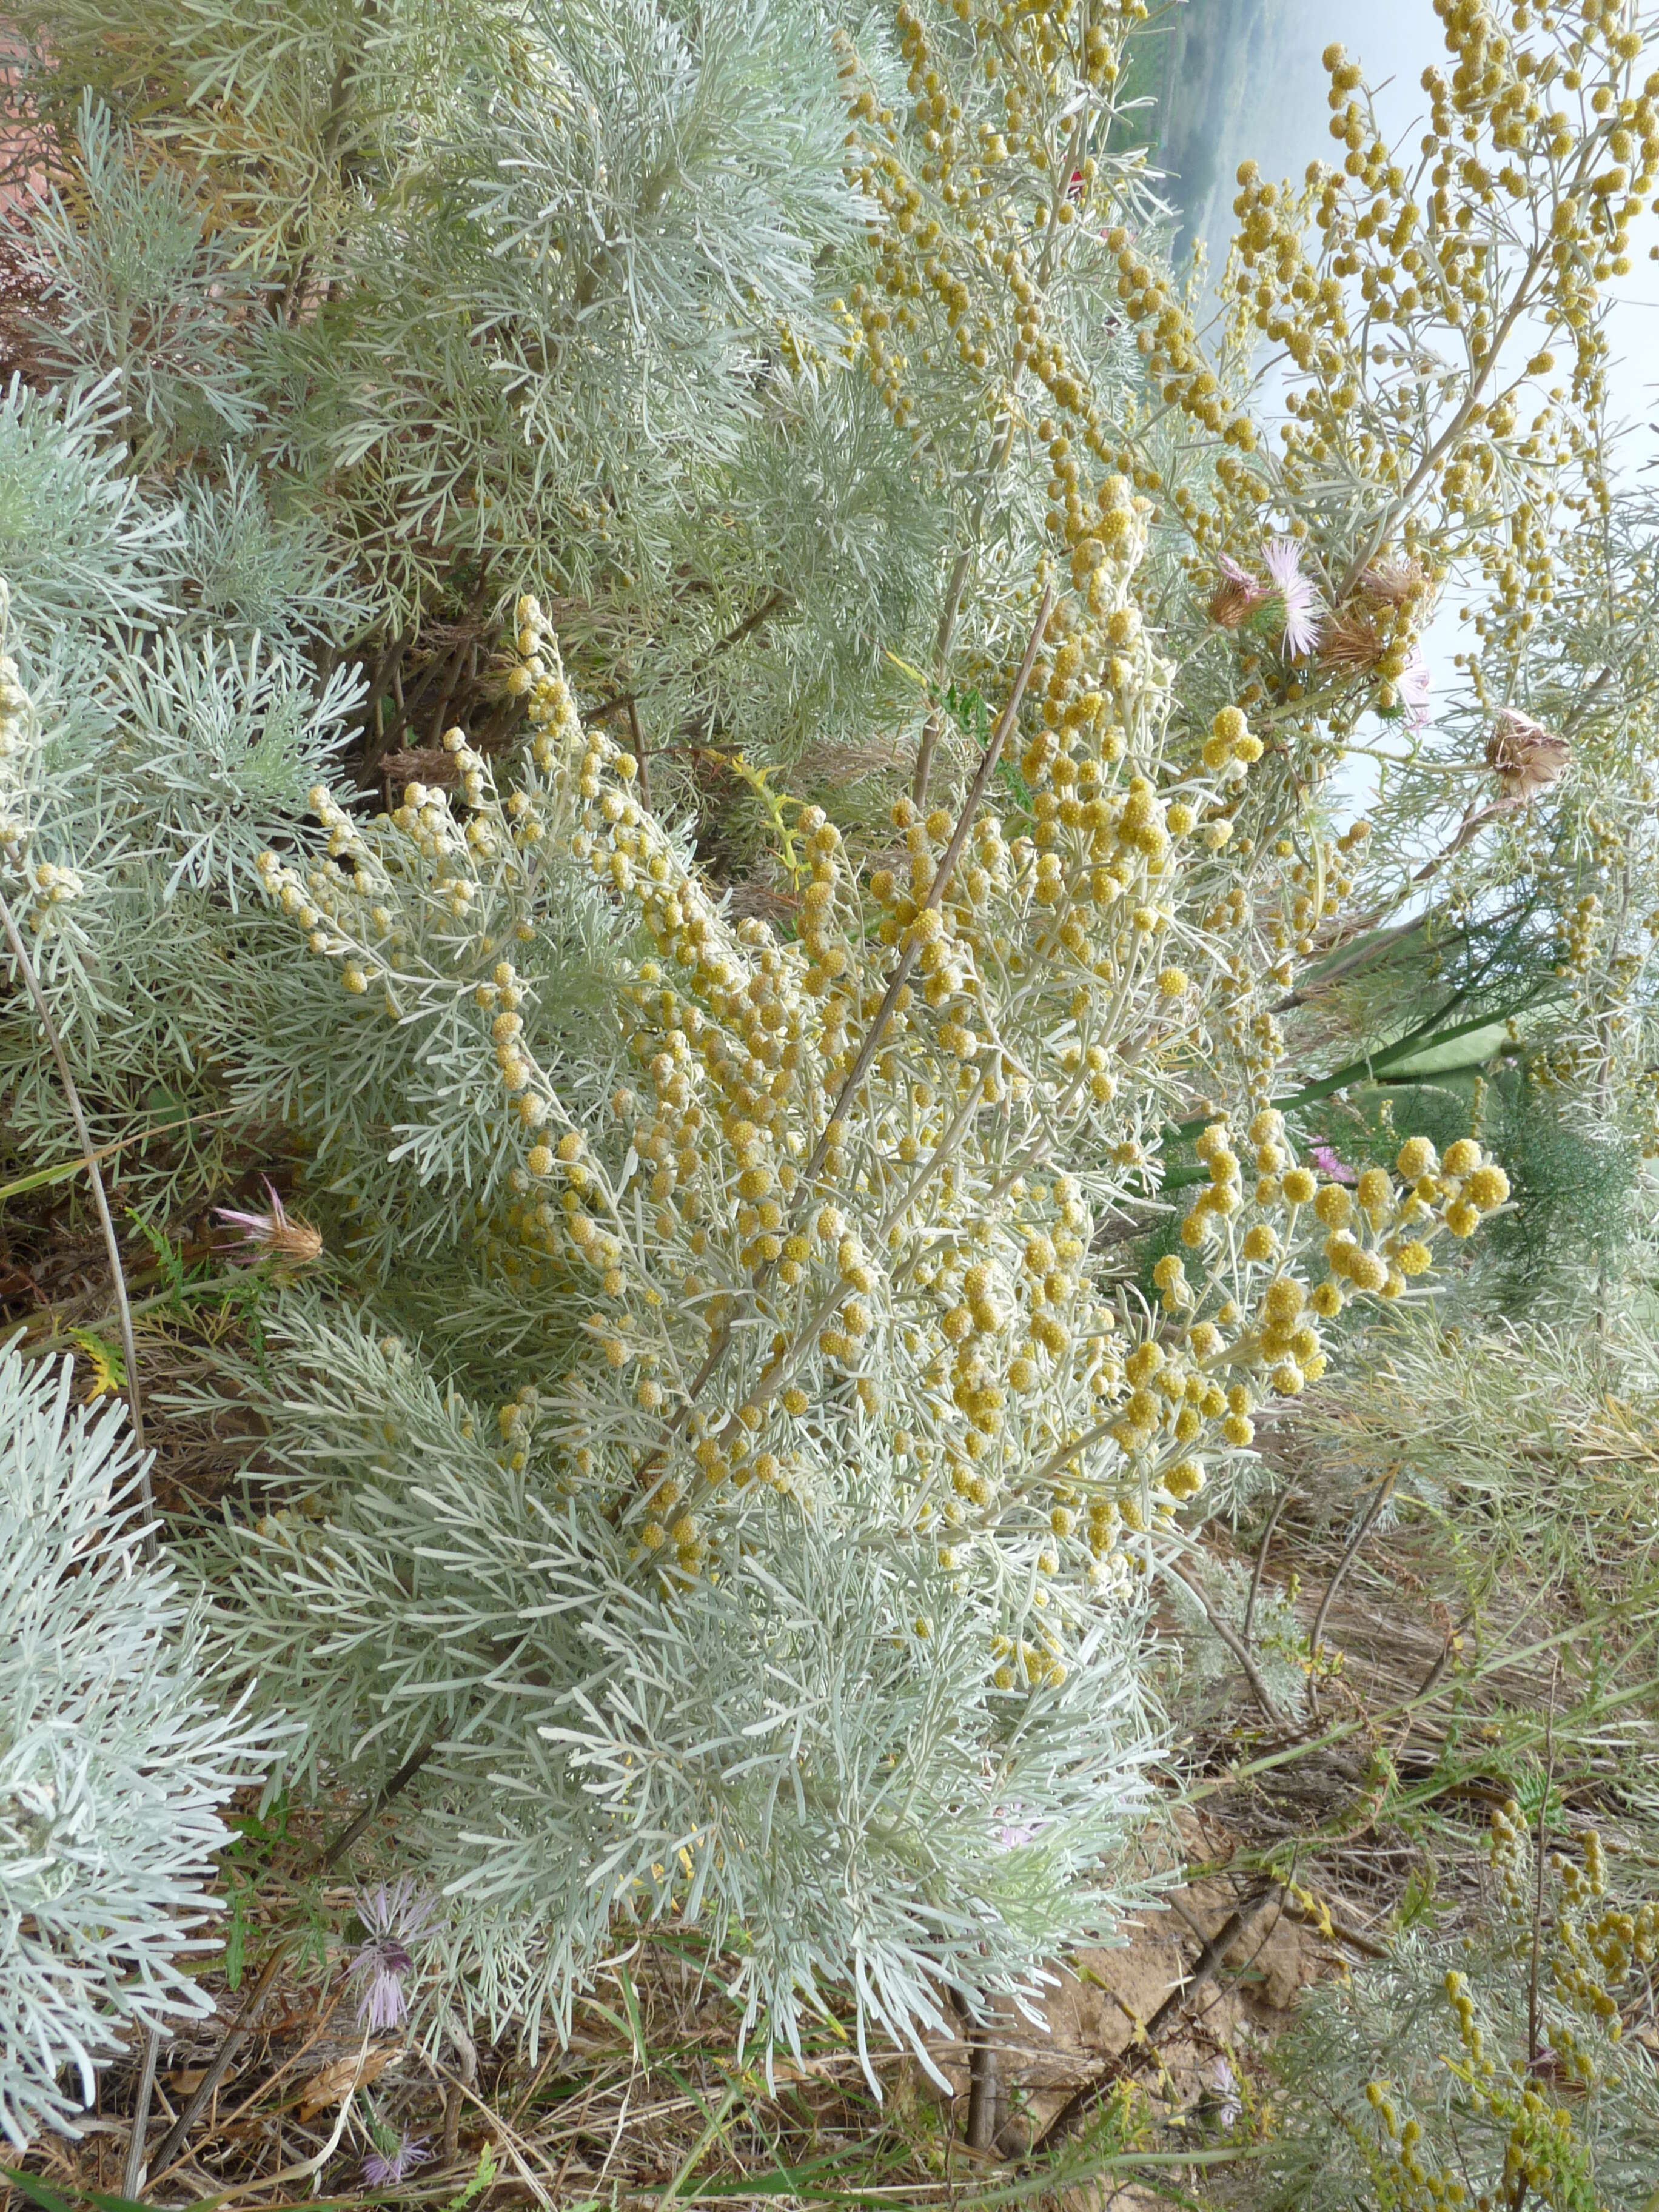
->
(3, 2170), (163, 2212)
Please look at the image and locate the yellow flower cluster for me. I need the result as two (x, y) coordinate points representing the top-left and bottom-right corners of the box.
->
(255, 503), (1498, 1680)
(1213, 5), (1654, 659)
(1361, 1796), (1659, 2206)
(833, 0), (1191, 646)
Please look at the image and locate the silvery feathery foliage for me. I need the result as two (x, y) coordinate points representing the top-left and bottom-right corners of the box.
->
(1255, 1912), (1659, 2210)
(0, 378), (366, 1203)
(0, 375), (181, 632)
(178, 457), (375, 650)
(21, 96), (261, 466)
(192, 1304), (1156, 2071)
(0, 1342), (277, 2148)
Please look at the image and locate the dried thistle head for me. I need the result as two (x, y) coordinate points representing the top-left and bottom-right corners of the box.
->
(215, 1179), (323, 1271)
(1317, 611), (1387, 673)
(1485, 709), (1570, 802)
(1358, 557), (1428, 609)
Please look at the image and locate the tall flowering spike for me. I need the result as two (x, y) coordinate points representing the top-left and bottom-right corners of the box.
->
(1207, 552), (1270, 630)
(348, 1878), (434, 2033)
(1485, 709), (1569, 803)
(215, 1179), (323, 1272)
(1262, 537), (1322, 659)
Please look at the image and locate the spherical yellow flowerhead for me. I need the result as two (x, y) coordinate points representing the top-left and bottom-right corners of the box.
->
(1164, 1456), (1205, 1500)
(1467, 1164), (1510, 1211)
(1396, 1136), (1437, 1179)
(1282, 1165), (1317, 1206)
(1443, 1138), (1481, 1178)
(1356, 1166), (1392, 1213)
(1263, 1275), (1305, 1324)
(1313, 1182), (1351, 1227)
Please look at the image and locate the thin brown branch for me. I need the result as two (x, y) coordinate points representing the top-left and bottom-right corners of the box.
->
(1244, 1488), (1293, 1650)
(1307, 1467), (1398, 1717)
(965, 2033), (998, 2151)
(1166, 1553), (1287, 1729)
(1031, 1886), (1279, 2151)
(589, 587), (790, 723)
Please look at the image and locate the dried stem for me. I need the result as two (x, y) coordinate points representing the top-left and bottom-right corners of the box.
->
(1244, 1488), (1293, 1651)
(1032, 1885), (1279, 2151)
(1306, 1467), (1398, 1717)
(1166, 1552), (1287, 1729)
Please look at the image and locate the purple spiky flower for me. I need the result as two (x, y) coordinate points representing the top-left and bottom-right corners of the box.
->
(362, 2130), (431, 2188)
(348, 1877), (434, 2033)
(214, 1178), (323, 1270)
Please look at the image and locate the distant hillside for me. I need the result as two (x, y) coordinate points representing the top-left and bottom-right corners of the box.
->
(1138, 0), (1350, 280)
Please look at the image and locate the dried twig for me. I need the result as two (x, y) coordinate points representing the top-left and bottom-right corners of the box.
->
(1244, 1489), (1293, 1651)
(1031, 1885), (1279, 2151)
(146, 1944), (292, 2186)
(1527, 1661), (1558, 2070)
(1166, 1552), (1287, 1728)
(1307, 1467), (1399, 1716)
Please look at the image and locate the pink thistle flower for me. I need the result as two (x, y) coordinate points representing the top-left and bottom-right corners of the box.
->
(362, 2131), (431, 2188)
(1308, 1143), (1357, 1184)
(1262, 537), (1322, 660)
(349, 1878), (434, 2034)
(1208, 552), (1270, 630)
(214, 1179), (323, 1271)
(1398, 646), (1432, 732)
